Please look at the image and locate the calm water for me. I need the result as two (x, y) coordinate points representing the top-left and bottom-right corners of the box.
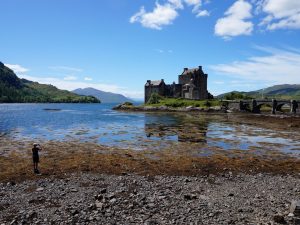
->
(0, 103), (299, 156)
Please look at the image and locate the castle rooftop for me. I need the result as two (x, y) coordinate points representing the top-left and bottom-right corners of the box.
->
(181, 66), (204, 75)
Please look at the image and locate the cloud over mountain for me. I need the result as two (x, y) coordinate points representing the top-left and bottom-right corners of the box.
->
(210, 47), (300, 84)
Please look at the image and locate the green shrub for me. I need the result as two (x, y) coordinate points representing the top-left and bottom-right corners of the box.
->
(123, 102), (133, 106)
(224, 92), (252, 100)
(204, 100), (211, 107)
(147, 93), (163, 104)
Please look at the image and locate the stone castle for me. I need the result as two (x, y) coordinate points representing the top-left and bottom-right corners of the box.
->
(145, 66), (210, 103)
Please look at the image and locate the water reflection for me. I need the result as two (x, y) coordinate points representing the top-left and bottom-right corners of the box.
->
(144, 113), (208, 143)
(0, 104), (299, 157)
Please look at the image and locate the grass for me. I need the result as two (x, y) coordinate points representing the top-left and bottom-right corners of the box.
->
(145, 97), (221, 108)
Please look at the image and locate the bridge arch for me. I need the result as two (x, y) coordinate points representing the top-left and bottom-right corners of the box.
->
(224, 99), (299, 114)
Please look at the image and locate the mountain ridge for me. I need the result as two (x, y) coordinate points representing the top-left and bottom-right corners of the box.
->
(73, 87), (132, 103)
(218, 84), (300, 100)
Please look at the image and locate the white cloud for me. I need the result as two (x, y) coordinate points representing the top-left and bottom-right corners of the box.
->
(63, 76), (77, 81)
(184, 0), (201, 5)
(210, 47), (300, 84)
(130, 0), (209, 30)
(18, 75), (143, 99)
(155, 49), (173, 53)
(259, 0), (300, 30)
(49, 66), (83, 73)
(84, 77), (93, 81)
(130, 3), (179, 30)
(4, 64), (29, 74)
(196, 10), (210, 17)
(213, 81), (225, 85)
(155, 49), (165, 53)
(215, 0), (253, 39)
(169, 0), (184, 9)
(185, 0), (210, 17)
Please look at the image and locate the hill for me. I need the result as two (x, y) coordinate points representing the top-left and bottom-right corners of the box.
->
(73, 87), (132, 103)
(0, 62), (100, 103)
(218, 84), (300, 100)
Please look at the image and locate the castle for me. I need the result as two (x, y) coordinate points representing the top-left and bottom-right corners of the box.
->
(145, 66), (209, 103)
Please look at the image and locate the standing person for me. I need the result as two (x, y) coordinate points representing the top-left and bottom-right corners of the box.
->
(32, 143), (42, 174)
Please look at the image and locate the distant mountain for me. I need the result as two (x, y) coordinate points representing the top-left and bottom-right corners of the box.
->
(0, 62), (100, 103)
(218, 84), (300, 100)
(73, 87), (132, 103)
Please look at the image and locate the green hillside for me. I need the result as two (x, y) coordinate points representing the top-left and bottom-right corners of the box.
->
(0, 62), (100, 103)
(218, 84), (300, 100)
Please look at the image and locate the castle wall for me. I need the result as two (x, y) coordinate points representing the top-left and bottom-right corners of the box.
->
(179, 74), (191, 85)
(145, 83), (166, 103)
(199, 74), (208, 99)
(172, 84), (182, 98)
(145, 66), (209, 103)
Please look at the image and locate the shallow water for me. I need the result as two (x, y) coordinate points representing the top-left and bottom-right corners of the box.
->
(0, 103), (299, 157)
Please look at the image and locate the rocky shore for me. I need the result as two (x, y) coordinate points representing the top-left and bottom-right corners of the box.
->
(112, 103), (300, 117)
(112, 103), (226, 113)
(1, 173), (299, 225)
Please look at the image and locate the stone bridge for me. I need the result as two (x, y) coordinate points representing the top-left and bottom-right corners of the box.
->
(223, 99), (300, 114)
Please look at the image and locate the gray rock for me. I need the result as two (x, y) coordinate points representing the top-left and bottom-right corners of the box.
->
(109, 198), (117, 204)
(273, 214), (286, 224)
(290, 200), (300, 217)
(184, 194), (197, 200)
(100, 188), (107, 194)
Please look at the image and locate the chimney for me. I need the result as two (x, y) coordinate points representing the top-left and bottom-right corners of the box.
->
(147, 80), (151, 83)
(199, 66), (203, 71)
(161, 79), (164, 83)
(184, 68), (188, 71)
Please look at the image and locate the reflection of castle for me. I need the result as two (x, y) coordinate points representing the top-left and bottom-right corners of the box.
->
(145, 66), (209, 103)
(144, 115), (208, 143)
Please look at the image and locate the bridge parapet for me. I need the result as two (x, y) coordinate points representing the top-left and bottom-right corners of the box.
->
(222, 99), (299, 114)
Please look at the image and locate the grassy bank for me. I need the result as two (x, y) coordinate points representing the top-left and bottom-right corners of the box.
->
(145, 95), (220, 108)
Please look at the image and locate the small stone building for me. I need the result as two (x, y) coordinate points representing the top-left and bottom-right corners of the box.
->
(145, 66), (209, 103)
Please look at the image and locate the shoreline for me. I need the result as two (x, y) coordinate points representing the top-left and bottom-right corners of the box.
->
(113, 104), (300, 117)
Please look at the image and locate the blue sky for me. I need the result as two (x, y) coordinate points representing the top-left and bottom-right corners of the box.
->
(1, 0), (300, 99)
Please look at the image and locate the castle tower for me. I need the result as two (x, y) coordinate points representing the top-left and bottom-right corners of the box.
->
(178, 66), (208, 100)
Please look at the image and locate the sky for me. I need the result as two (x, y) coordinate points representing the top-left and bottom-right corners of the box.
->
(1, 0), (300, 99)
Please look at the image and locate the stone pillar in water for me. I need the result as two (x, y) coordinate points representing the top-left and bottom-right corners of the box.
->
(239, 100), (244, 111)
(291, 100), (298, 114)
(272, 99), (277, 115)
(252, 100), (259, 113)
